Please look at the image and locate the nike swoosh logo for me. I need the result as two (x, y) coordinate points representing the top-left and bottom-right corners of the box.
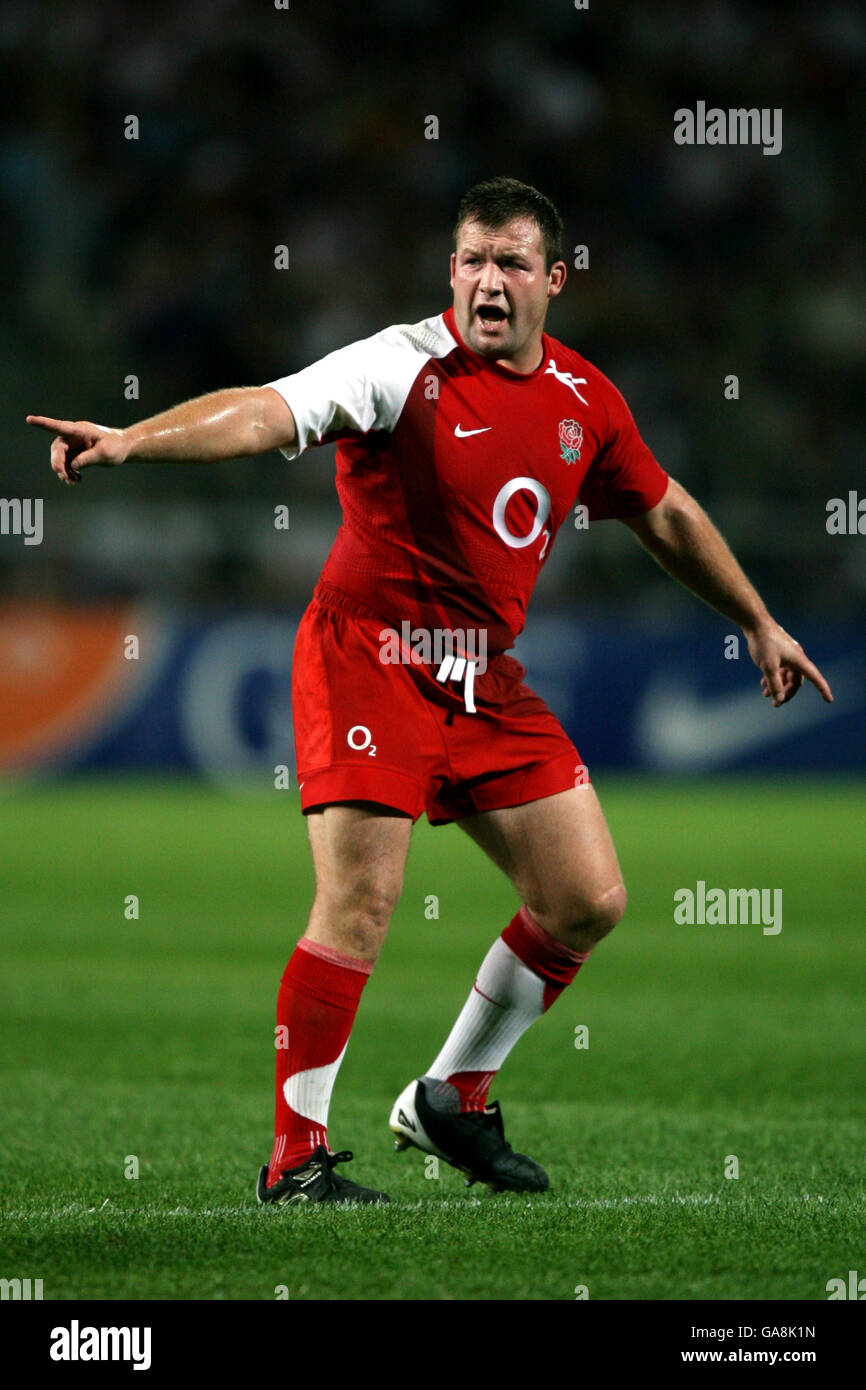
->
(454, 424), (491, 438)
(635, 660), (856, 770)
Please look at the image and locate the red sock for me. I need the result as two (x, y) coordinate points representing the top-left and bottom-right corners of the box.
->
(267, 939), (372, 1185)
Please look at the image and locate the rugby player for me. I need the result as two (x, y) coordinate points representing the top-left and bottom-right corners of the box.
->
(28, 177), (833, 1205)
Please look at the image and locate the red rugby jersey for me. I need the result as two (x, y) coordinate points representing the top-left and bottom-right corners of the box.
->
(265, 305), (668, 657)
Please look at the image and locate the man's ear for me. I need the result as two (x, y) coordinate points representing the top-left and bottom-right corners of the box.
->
(547, 260), (567, 298)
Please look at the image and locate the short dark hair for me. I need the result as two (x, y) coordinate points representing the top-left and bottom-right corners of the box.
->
(453, 176), (564, 272)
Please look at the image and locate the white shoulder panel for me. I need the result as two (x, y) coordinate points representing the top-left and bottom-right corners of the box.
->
(264, 313), (457, 460)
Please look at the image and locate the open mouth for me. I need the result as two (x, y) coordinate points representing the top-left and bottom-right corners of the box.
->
(475, 304), (509, 328)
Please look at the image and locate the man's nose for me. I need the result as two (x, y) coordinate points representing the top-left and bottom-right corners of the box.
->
(478, 261), (505, 295)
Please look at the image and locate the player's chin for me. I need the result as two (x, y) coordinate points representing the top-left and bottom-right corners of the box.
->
(470, 324), (513, 355)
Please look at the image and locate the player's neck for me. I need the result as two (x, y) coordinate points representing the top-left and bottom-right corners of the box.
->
(493, 340), (545, 375)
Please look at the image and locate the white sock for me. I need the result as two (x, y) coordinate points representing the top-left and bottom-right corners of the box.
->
(425, 908), (591, 1111)
(425, 937), (547, 1109)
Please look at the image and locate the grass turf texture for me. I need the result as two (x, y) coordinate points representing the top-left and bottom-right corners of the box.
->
(1, 775), (864, 1301)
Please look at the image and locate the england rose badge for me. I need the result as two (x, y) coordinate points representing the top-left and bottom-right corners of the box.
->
(559, 418), (583, 464)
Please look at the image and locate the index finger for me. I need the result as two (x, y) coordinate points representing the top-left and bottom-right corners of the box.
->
(789, 649), (834, 704)
(26, 415), (71, 434)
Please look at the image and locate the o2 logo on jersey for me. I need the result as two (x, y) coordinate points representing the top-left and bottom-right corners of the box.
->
(347, 725), (377, 757)
(492, 477), (551, 549)
(492, 476), (552, 562)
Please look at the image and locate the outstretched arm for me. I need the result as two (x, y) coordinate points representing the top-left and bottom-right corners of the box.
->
(26, 386), (296, 485)
(621, 477), (833, 708)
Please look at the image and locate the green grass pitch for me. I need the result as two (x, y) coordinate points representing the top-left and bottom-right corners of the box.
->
(1, 775), (864, 1301)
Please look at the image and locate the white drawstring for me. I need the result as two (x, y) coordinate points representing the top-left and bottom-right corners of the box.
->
(434, 655), (477, 713)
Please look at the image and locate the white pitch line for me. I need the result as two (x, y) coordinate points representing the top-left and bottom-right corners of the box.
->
(1, 1192), (834, 1221)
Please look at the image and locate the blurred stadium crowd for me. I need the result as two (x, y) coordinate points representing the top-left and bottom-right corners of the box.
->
(4, 0), (864, 620)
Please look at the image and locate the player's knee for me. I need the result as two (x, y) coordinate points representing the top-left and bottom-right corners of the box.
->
(344, 884), (401, 936)
(551, 880), (627, 946)
(338, 919), (388, 958)
(596, 881), (628, 934)
(310, 881), (399, 952)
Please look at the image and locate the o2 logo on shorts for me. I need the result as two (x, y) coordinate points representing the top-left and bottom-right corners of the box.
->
(347, 725), (377, 757)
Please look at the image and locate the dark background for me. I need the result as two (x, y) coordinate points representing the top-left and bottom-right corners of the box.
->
(4, 0), (864, 622)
